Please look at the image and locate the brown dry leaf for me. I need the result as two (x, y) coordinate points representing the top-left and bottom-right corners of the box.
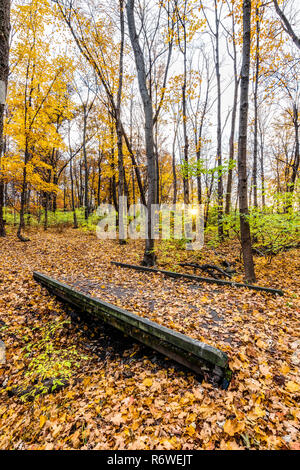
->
(256, 339), (266, 349)
(220, 439), (244, 450)
(0, 229), (299, 450)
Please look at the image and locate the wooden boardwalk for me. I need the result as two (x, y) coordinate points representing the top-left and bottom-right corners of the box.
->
(33, 271), (231, 387)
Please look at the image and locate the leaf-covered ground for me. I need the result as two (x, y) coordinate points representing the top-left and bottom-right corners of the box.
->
(0, 228), (299, 450)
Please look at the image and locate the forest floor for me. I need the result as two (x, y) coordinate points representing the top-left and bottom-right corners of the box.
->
(0, 227), (299, 450)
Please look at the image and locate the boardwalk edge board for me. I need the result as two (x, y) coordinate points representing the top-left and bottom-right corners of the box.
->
(111, 261), (284, 296)
(33, 271), (231, 386)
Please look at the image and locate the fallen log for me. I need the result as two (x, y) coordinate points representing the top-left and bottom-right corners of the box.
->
(33, 271), (231, 387)
(111, 262), (284, 296)
(179, 263), (232, 279)
(8, 377), (69, 402)
(253, 242), (300, 257)
(221, 260), (236, 275)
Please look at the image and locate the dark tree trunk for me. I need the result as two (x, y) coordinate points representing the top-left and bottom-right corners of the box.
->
(79, 161), (83, 207)
(110, 144), (118, 213)
(0, 0), (11, 237)
(17, 145), (30, 242)
(172, 146), (177, 206)
(182, 43), (189, 205)
(0, 179), (5, 236)
(237, 0), (256, 283)
(117, 0), (126, 243)
(176, 1), (190, 205)
(260, 147), (265, 209)
(289, 104), (299, 194)
(83, 106), (89, 220)
(259, 118), (266, 209)
(214, 0), (223, 238)
(52, 174), (58, 212)
(252, 7), (261, 209)
(63, 175), (67, 211)
(44, 191), (48, 231)
(273, 0), (300, 50)
(70, 158), (78, 229)
(97, 157), (102, 207)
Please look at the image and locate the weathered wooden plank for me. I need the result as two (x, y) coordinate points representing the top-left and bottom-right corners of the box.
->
(33, 271), (230, 385)
(111, 262), (284, 296)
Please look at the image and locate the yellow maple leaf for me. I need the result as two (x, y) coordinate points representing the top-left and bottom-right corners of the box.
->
(186, 424), (196, 436)
(286, 381), (300, 393)
(143, 378), (153, 387)
(254, 405), (265, 417)
(280, 364), (290, 374)
(39, 415), (47, 428)
(186, 413), (197, 423)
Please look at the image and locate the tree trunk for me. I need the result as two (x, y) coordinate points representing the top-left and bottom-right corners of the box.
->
(252, 7), (261, 209)
(111, 148), (118, 212)
(182, 40), (189, 205)
(214, 0), (223, 238)
(83, 106), (89, 220)
(225, 9), (239, 215)
(17, 144), (30, 242)
(237, 0), (256, 283)
(0, 0), (11, 237)
(126, 0), (156, 266)
(117, 0), (126, 243)
(44, 191), (49, 231)
(258, 118), (266, 209)
(273, 0), (300, 50)
(70, 158), (78, 229)
(172, 147), (177, 206)
(225, 81), (238, 215)
(289, 104), (299, 194)
(97, 156), (102, 207)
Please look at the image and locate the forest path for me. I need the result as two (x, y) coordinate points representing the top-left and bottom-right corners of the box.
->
(0, 228), (299, 450)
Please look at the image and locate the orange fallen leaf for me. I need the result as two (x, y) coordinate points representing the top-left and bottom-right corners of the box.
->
(224, 419), (245, 437)
(186, 424), (196, 436)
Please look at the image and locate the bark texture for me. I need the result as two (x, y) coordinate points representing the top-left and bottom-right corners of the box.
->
(0, 0), (11, 237)
(273, 0), (300, 50)
(237, 0), (256, 283)
(126, 0), (156, 266)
